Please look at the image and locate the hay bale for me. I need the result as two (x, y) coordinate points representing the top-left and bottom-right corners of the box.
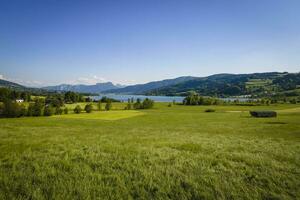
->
(249, 111), (277, 118)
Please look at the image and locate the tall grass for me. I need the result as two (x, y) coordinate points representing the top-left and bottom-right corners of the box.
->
(0, 103), (299, 199)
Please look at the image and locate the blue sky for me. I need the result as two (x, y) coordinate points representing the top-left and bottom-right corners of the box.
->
(0, 0), (299, 86)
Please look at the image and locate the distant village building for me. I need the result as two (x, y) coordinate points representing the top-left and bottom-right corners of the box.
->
(15, 99), (24, 103)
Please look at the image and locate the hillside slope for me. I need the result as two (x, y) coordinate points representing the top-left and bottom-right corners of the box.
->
(0, 79), (26, 89)
(104, 76), (197, 94)
(146, 72), (300, 97)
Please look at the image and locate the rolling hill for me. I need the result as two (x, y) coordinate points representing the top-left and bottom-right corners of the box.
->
(145, 72), (300, 97)
(104, 76), (197, 94)
(0, 79), (26, 89)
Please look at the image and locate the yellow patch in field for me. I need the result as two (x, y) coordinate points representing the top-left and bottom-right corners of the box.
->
(52, 110), (145, 120)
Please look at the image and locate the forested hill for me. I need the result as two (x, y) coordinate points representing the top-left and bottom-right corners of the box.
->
(104, 76), (197, 94)
(0, 79), (25, 89)
(145, 72), (300, 97)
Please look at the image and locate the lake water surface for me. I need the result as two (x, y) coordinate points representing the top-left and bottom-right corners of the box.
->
(91, 94), (252, 103)
(91, 94), (185, 102)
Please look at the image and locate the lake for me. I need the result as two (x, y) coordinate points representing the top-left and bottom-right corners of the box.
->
(91, 94), (185, 102)
(90, 94), (253, 103)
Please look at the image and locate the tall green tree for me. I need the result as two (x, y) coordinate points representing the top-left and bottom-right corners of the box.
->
(74, 105), (82, 114)
(44, 106), (54, 116)
(105, 101), (112, 111)
(2, 100), (22, 118)
(133, 98), (142, 109)
(97, 101), (102, 111)
(142, 98), (154, 109)
(85, 104), (93, 113)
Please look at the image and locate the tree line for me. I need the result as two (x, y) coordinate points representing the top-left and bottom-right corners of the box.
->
(125, 98), (154, 110)
(182, 92), (299, 106)
(0, 88), (155, 118)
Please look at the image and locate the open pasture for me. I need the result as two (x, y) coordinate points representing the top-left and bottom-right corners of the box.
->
(52, 110), (145, 121)
(0, 103), (299, 199)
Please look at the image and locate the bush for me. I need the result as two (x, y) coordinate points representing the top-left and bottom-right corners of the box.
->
(85, 104), (93, 113)
(205, 109), (215, 112)
(142, 98), (154, 109)
(133, 98), (154, 109)
(168, 103), (172, 107)
(55, 107), (63, 115)
(250, 111), (277, 118)
(74, 105), (82, 114)
(64, 107), (68, 114)
(44, 106), (54, 116)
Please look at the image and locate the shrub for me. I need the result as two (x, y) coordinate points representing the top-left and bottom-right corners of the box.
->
(74, 105), (82, 114)
(168, 103), (172, 107)
(205, 109), (215, 112)
(64, 107), (68, 114)
(142, 98), (154, 109)
(55, 107), (63, 115)
(44, 106), (54, 116)
(133, 98), (154, 109)
(85, 104), (93, 113)
(290, 98), (297, 104)
(250, 111), (277, 118)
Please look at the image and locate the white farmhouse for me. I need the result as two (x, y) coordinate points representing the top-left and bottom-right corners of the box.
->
(15, 99), (24, 103)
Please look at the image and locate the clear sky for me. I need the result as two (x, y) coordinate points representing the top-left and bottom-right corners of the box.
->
(0, 0), (299, 86)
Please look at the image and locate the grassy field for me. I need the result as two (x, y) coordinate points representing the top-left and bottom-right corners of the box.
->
(245, 79), (273, 91)
(0, 103), (299, 199)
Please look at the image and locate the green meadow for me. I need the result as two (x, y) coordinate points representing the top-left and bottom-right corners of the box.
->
(0, 103), (299, 199)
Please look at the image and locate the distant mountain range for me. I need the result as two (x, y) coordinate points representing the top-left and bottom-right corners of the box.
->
(1, 72), (300, 97)
(42, 82), (124, 93)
